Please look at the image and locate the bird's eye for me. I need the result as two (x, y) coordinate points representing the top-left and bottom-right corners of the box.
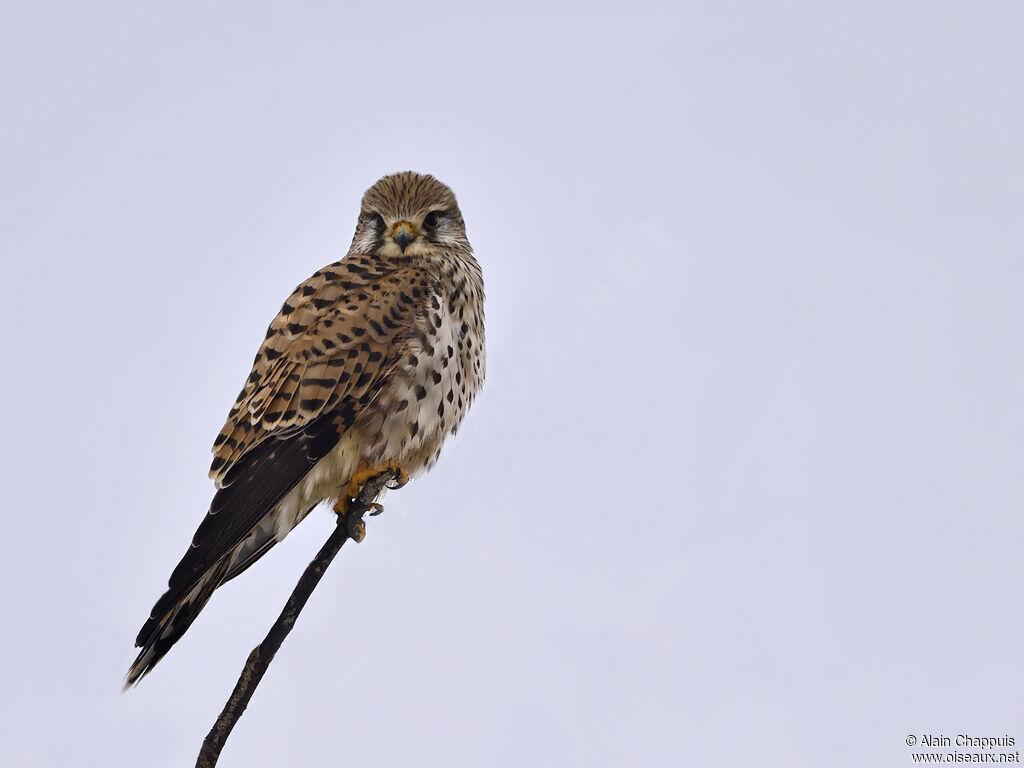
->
(423, 211), (441, 230)
(369, 212), (385, 229)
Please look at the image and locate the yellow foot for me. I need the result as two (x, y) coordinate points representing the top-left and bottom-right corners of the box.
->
(344, 460), (409, 501)
(331, 461), (409, 541)
(331, 499), (368, 541)
(332, 496), (353, 517)
(350, 519), (366, 543)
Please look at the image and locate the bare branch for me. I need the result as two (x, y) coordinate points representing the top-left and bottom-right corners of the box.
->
(195, 469), (399, 768)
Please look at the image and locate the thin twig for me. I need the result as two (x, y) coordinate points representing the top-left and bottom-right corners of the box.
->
(195, 470), (399, 768)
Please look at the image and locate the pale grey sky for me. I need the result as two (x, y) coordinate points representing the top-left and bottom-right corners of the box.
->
(2, 2), (1022, 766)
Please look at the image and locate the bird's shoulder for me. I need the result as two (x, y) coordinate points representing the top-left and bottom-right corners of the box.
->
(208, 258), (441, 484)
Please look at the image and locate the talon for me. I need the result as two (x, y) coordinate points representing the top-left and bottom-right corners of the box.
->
(346, 460), (409, 499)
(334, 461), (406, 537)
(332, 496), (351, 517)
(349, 519), (366, 542)
(389, 466), (410, 489)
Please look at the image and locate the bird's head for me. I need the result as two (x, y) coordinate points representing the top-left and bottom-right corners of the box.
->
(350, 171), (469, 258)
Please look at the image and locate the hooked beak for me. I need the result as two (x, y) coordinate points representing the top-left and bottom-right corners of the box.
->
(391, 222), (417, 253)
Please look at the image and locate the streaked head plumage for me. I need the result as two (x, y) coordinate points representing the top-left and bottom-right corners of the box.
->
(350, 171), (468, 257)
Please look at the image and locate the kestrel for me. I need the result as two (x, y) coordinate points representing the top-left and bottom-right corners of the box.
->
(127, 172), (485, 685)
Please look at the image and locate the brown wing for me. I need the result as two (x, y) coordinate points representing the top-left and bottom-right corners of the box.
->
(183, 260), (442, 582)
(210, 259), (436, 485)
(128, 260), (440, 684)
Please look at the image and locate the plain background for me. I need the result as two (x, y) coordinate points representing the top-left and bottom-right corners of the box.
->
(2, 2), (1022, 766)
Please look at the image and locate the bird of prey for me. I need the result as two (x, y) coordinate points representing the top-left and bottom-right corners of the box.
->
(126, 172), (485, 686)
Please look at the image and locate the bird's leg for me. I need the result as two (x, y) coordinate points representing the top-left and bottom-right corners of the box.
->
(332, 461), (409, 542)
(344, 459), (410, 502)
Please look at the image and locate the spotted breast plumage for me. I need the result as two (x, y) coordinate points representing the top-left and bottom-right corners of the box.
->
(127, 172), (485, 685)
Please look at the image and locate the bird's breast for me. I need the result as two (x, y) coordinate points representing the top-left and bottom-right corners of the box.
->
(363, 287), (483, 476)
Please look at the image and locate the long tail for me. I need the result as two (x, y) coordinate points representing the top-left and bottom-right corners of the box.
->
(124, 555), (233, 688)
(125, 507), (296, 688)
